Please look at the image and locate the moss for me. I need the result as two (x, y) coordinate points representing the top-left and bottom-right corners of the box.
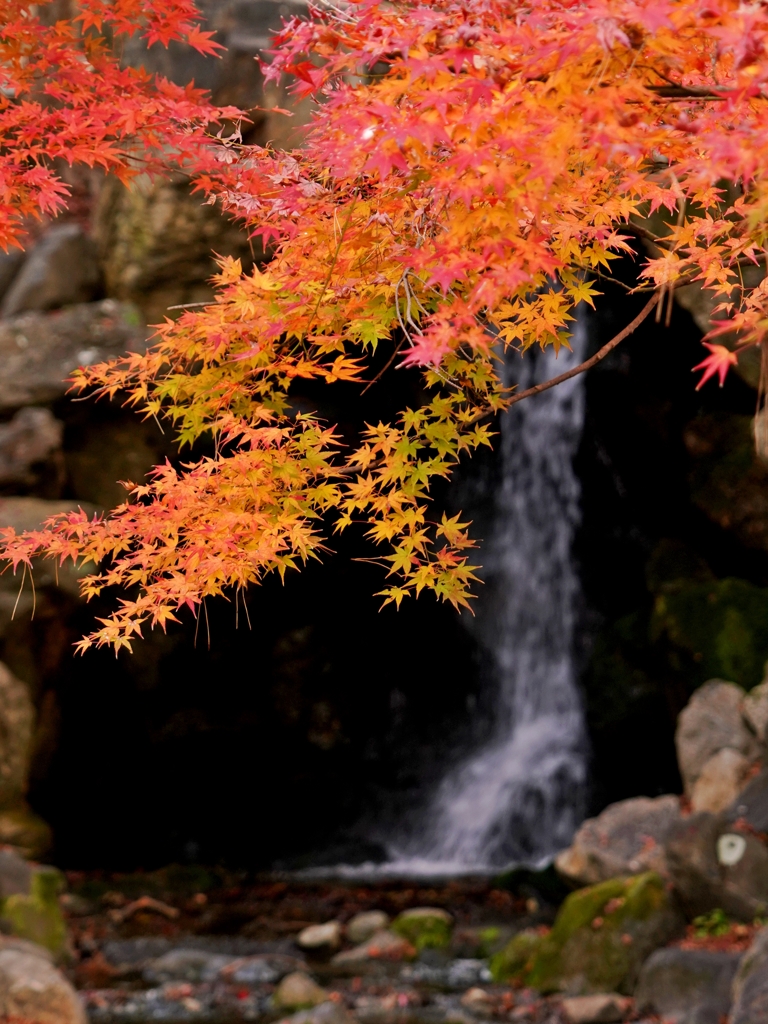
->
(391, 909), (452, 951)
(490, 929), (542, 982)
(492, 873), (681, 995)
(652, 577), (768, 690)
(1, 867), (67, 957)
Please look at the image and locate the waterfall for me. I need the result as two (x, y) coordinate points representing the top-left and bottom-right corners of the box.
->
(381, 318), (590, 873)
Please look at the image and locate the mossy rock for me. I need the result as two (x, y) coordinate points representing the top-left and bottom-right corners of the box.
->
(492, 873), (683, 995)
(1, 867), (67, 958)
(391, 907), (453, 951)
(490, 928), (542, 981)
(652, 577), (768, 690)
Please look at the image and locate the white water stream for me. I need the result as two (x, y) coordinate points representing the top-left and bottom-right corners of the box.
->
(373, 322), (589, 875)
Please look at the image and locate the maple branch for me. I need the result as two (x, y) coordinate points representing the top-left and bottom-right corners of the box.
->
(468, 292), (660, 423)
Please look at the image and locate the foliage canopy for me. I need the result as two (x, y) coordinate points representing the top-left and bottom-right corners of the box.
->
(2, 0), (768, 650)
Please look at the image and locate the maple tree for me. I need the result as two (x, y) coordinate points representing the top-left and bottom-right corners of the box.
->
(2, 0), (768, 651)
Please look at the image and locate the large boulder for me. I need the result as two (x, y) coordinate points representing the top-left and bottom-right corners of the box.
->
(491, 872), (683, 995)
(635, 947), (741, 1024)
(0, 300), (146, 411)
(0, 937), (85, 1023)
(1, 224), (101, 319)
(675, 680), (759, 794)
(665, 812), (768, 920)
(729, 926), (768, 1024)
(555, 795), (681, 886)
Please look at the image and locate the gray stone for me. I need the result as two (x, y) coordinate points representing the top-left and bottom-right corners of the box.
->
(0, 407), (63, 486)
(142, 947), (235, 984)
(347, 910), (390, 944)
(665, 812), (768, 920)
(635, 947), (740, 1024)
(0, 299), (146, 411)
(2, 224), (100, 318)
(560, 994), (632, 1023)
(730, 926), (768, 1023)
(0, 943), (85, 1023)
(555, 795), (681, 886)
(691, 748), (752, 814)
(676, 681), (759, 793)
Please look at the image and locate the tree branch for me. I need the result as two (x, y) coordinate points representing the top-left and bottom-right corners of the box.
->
(465, 292), (660, 424)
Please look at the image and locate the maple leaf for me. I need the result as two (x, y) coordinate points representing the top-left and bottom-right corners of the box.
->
(692, 343), (739, 390)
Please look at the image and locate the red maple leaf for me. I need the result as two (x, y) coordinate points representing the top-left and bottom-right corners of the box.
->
(692, 343), (739, 389)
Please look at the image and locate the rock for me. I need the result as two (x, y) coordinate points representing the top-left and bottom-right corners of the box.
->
(665, 812), (768, 920)
(653, 580), (768, 693)
(743, 679), (768, 746)
(298, 920), (343, 951)
(347, 910), (390, 944)
(0, 805), (52, 861)
(0, 941), (85, 1023)
(277, 999), (356, 1024)
(330, 930), (417, 975)
(729, 765), (768, 831)
(94, 174), (254, 324)
(0, 407), (63, 486)
(64, 414), (168, 510)
(491, 872), (684, 995)
(560, 993), (632, 1023)
(730, 925), (768, 1023)
(391, 907), (453, 951)
(0, 251), (24, 304)
(1, 224), (101, 318)
(634, 946), (740, 1024)
(273, 971), (329, 1010)
(143, 947), (235, 984)
(555, 795), (681, 886)
(460, 987), (494, 1014)
(691, 748), (752, 814)
(0, 299), (146, 411)
(1, 864), (68, 957)
(0, 661), (34, 809)
(676, 681), (759, 793)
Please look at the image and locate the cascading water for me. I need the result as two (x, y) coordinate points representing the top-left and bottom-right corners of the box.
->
(379, 318), (590, 873)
